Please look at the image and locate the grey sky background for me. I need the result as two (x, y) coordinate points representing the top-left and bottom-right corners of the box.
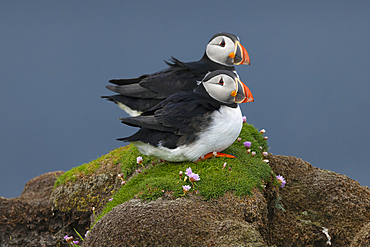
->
(1, 1), (369, 198)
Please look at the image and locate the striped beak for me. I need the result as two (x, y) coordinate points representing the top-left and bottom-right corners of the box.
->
(231, 41), (250, 65)
(234, 78), (254, 103)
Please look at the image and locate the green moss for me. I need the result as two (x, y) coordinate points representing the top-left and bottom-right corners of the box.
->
(53, 145), (147, 188)
(53, 123), (273, 225)
(94, 123), (273, 224)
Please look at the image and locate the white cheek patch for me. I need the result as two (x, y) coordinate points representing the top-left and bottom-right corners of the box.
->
(203, 82), (235, 104)
(205, 37), (235, 66)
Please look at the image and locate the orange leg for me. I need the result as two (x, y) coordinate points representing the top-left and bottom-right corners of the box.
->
(196, 152), (236, 162)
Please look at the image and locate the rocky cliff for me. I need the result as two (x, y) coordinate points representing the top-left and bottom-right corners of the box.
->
(1, 124), (369, 246)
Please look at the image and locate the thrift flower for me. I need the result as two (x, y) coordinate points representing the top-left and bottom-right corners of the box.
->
(263, 136), (268, 140)
(276, 175), (286, 188)
(185, 167), (193, 176)
(244, 141), (251, 148)
(189, 173), (200, 183)
(64, 235), (73, 243)
(251, 151), (256, 157)
(242, 116), (247, 123)
(228, 167), (232, 171)
(246, 149), (251, 154)
(182, 185), (191, 194)
(262, 151), (268, 157)
(118, 173), (126, 185)
(263, 159), (269, 163)
(237, 137), (241, 142)
(136, 156), (143, 165)
(260, 129), (266, 134)
(179, 171), (183, 180)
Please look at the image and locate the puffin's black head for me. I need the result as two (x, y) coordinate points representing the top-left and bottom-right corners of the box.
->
(199, 70), (254, 104)
(205, 32), (250, 67)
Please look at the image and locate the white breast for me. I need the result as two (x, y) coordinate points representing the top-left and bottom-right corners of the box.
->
(132, 105), (243, 162)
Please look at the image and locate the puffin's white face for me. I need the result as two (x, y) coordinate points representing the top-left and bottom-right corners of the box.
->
(202, 71), (254, 104)
(206, 36), (235, 66)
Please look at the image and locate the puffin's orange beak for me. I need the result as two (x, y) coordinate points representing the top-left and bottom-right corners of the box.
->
(234, 78), (254, 103)
(233, 41), (250, 65)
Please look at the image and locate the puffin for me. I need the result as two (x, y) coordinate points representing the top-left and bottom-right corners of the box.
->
(118, 70), (254, 162)
(102, 32), (250, 116)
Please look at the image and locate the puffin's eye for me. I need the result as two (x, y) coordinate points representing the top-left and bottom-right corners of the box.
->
(220, 40), (226, 47)
(218, 78), (224, 85)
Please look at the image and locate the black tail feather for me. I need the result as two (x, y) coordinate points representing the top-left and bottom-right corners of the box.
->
(109, 75), (147, 85)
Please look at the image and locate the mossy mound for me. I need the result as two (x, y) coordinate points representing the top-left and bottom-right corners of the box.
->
(97, 123), (272, 223)
(53, 123), (274, 227)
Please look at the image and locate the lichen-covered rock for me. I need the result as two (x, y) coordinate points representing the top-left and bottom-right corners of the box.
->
(83, 191), (268, 247)
(350, 221), (370, 247)
(267, 155), (370, 246)
(50, 155), (123, 215)
(0, 171), (65, 246)
(2, 152), (369, 246)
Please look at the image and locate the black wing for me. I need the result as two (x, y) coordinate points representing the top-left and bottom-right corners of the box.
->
(107, 57), (208, 99)
(119, 90), (221, 149)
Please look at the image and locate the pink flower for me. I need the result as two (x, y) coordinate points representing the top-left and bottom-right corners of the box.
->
(182, 185), (191, 193)
(251, 151), (256, 157)
(244, 141), (251, 148)
(276, 175), (286, 188)
(262, 151), (268, 157)
(223, 162), (227, 169)
(260, 129), (266, 134)
(64, 235), (73, 243)
(242, 116), (247, 123)
(109, 198), (113, 201)
(189, 173), (200, 183)
(263, 136), (268, 140)
(237, 137), (241, 142)
(72, 240), (79, 245)
(136, 156), (143, 164)
(185, 167), (193, 176)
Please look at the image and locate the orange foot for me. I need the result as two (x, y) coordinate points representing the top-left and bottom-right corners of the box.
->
(196, 152), (236, 162)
